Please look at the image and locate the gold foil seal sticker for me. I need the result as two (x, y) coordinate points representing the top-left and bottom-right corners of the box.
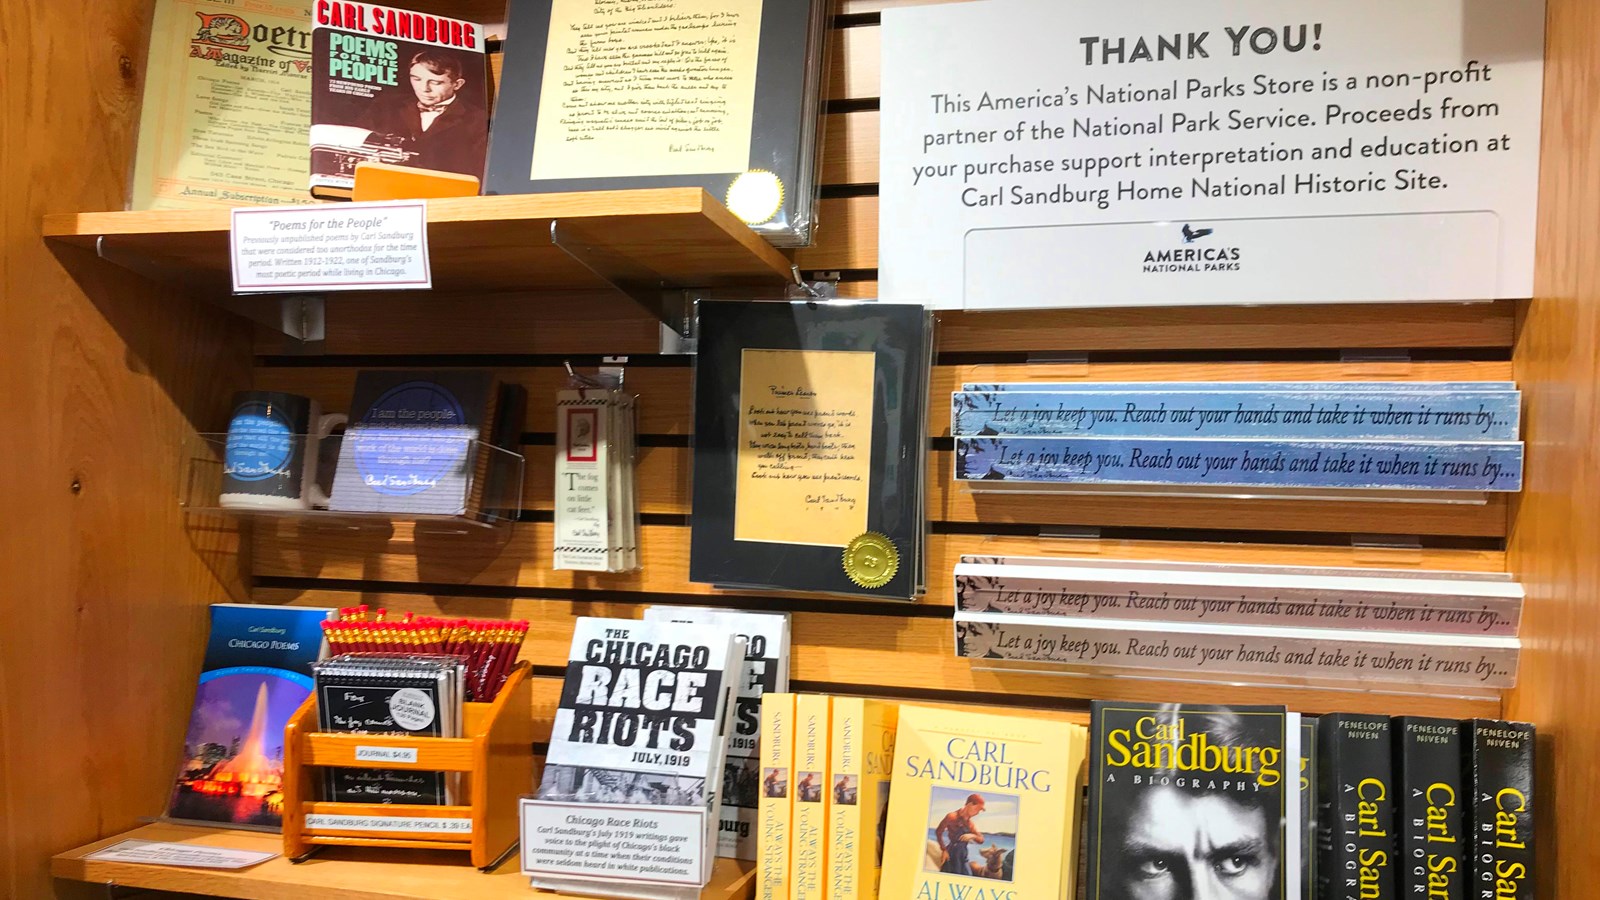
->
(726, 170), (785, 225)
(843, 532), (899, 590)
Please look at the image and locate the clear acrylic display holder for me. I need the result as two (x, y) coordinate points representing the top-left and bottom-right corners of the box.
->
(966, 655), (1507, 702)
(955, 479), (1492, 506)
(179, 432), (525, 530)
(520, 797), (713, 899)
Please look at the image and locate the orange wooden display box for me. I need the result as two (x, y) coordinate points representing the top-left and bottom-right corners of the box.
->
(282, 661), (534, 870)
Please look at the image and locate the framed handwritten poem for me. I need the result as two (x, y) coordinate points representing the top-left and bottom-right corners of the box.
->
(484, 0), (831, 247)
(690, 301), (933, 599)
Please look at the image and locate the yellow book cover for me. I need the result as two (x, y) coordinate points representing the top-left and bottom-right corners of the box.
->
(792, 694), (832, 899)
(131, 0), (315, 209)
(1059, 724), (1088, 900)
(830, 698), (900, 900)
(880, 706), (1080, 900)
(759, 693), (796, 900)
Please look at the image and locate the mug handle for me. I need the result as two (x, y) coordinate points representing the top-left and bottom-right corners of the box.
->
(306, 413), (348, 508)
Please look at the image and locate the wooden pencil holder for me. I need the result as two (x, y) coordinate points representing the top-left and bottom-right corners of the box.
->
(282, 661), (534, 870)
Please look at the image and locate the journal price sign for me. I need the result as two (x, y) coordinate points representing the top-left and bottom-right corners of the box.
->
(879, 0), (1546, 309)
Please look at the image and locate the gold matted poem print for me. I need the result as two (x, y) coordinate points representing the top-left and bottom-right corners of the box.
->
(528, 0), (763, 180)
(735, 349), (875, 547)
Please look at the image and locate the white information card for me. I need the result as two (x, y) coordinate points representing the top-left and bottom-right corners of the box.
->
(230, 200), (432, 293)
(83, 839), (277, 870)
(879, 0), (1547, 309)
(521, 798), (710, 889)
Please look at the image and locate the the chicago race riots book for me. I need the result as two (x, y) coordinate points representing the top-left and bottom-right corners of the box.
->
(165, 604), (331, 829)
(328, 370), (505, 516)
(690, 300), (933, 599)
(1087, 701), (1293, 900)
(311, 1), (488, 199)
(532, 617), (743, 896)
(132, 0), (315, 210)
(758, 693), (796, 900)
(643, 607), (792, 859)
(829, 697), (899, 900)
(1317, 714), (1396, 900)
(1464, 719), (1534, 900)
(485, 0), (832, 246)
(1394, 717), (1465, 900)
(880, 705), (1087, 900)
(314, 655), (463, 804)
(791, 693), (832, 899)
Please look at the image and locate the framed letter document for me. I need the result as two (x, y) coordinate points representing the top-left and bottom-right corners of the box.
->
(690, 301), (933, 599)
(485, 0), (831, 247)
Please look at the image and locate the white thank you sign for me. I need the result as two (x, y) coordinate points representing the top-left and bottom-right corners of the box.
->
(879, 0), (1546, 309)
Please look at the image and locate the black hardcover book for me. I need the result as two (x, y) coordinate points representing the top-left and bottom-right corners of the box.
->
(1087, 701), (1291, 900)
(689, 300), (931, 599)
(1395, 717), (1466, 900)
(1318, 714), (1397, 900)
(1464, 719), (1534, 900)
(485, 0), (831, 246)
(1300, 715), (1318, 900)
(317, 670), (448, 804)
(310, 2), (489, 199)
(329, 370), (499, 516)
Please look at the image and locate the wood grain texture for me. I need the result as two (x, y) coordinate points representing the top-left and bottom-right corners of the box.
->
(1505, 0), (1600, 895)
(0, 0), (254, 895)
(251, 296), (1515, 357)
(52, 823), (756, 900)
(254, 359), (1510, 537)
(45, 189), (795, 294)
(821, 111), (880, 187)
(252, 523), (1506, 603)
(257, 359), (1512, 441)
(254, 591), (1500, 721)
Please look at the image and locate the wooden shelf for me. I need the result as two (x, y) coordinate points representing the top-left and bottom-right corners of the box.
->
(53, 823), (756, 900)
(42, 188), (794, 295)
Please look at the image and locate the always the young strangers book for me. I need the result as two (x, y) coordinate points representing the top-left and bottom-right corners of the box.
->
(486, 0), (832, 246)
(311, 1), (488, 199)
(165, 604), (331, 829)
(880, 705), (1087, 900)
(829, 697), (899, 900)
(758, 693), (796, 900)
(1087, 701), (1294, 900)
(690, 300), (932, 599)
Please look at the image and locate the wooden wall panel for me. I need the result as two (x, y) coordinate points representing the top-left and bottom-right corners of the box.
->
(252, 524), (1505, 603)
(0, 0), (254, 895)
(255, 591), (1501, 721)
(1507, 0), (1600, 895)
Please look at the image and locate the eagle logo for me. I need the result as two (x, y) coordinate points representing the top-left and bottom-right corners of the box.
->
(193, 12), (250, 50)
(1181, 224), (1215, 243)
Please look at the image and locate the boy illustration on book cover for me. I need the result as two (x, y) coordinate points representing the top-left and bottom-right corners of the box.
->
(926, 787), (1018, 882)
(1092, 705), (1285, 900)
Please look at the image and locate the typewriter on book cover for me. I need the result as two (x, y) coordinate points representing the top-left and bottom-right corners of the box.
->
(309, 124), (419, 178)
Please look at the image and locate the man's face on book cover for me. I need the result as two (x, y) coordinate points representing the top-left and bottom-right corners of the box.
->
(1112, 785), (1278, 900)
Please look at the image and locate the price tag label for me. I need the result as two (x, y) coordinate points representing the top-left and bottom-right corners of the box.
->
(521, 798), (709, 887)
(230, 201), (431, 293)
(84, 839), (277, 870)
